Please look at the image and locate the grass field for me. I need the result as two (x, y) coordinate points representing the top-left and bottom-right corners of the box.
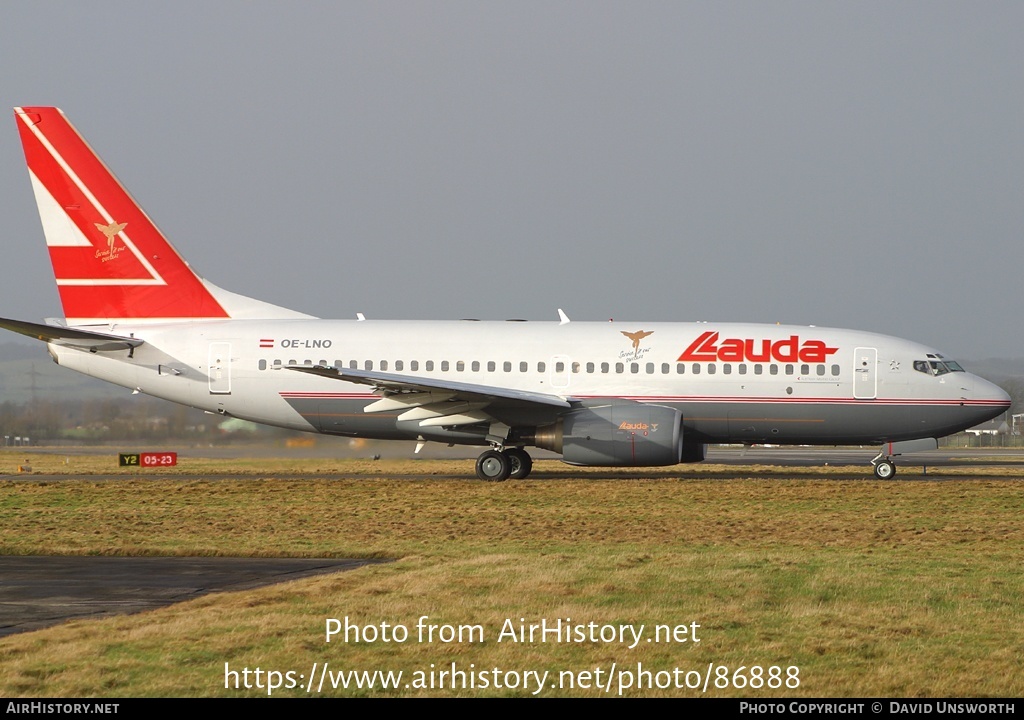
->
(1, 450), (1022, 697)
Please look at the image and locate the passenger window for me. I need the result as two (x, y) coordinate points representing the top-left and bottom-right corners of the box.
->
(645, 363), (654, 374)
(785, 364), (793, 375)
(538, 362), (546, 372)
(504, 361), (512, 372)
(723, 364), (731, 375)
(831, 364), (839, 376)
(586, 362), (595, 373)
(708, 364), (716, 375)
(380, 360), (388, 371)
(556, 362), (565, 372)
(520, 362), (528, 372)
(676, 363), (685, 374)
(770, 365), (778, 375)
(801, 364), (809, 375)
(441, 361), (450, 372)
(426, 360), (434, 371)
(456, 361), (465, 372)
(738, 364), (747, 375)
(485, 361), (494, 372)
(258, 359), (267, 370)
(364, 360), (373, 370)
(395, 360), (404, 371)
(572, 362), (581, 373)
(273, 359), (282, 369)
(816, 365), (825, 376)
(661, 363), (670, 374)
(410, 360), (419, 371)
(754, 365), (763, 375)
(631, 363), (640, 374)
(601, 362), (610, 374)
(616, 363), (624, 373)
(692, 364), (701, 375)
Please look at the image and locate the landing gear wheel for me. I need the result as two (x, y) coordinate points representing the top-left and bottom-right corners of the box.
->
(504, 448), (533, 479)
(873, 461), (896, 480)
(476, 450), (511, 482)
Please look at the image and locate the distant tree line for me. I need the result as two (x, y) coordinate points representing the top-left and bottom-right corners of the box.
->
(0, 398), (293, 445)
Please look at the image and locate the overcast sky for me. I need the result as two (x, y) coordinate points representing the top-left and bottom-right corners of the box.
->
(1, 2), (1021, 359)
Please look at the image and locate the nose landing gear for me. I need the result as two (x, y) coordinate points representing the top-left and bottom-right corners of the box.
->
(869, 438), (938, 479)
(872, 457), (896, 479)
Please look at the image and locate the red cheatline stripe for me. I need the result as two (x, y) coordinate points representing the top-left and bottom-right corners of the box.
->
(574, 395), (1010, 406)
(278, 391), (1008, 407)
(280, 393), (374, 399)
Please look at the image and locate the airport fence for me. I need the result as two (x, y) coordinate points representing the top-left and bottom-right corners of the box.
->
(940, 433), (1024, 448)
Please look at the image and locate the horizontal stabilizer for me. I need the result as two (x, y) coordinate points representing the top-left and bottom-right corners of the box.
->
(0, 317), (143, 352)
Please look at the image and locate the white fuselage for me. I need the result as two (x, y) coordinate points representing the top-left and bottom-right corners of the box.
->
(48, 319), (1010, 448)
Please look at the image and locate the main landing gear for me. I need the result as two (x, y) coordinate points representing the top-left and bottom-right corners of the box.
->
(475, 447), (533, 481)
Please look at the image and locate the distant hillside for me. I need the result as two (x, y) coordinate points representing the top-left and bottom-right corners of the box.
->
(0, 342), (121, 404)
(962, 358), (1024, 416)
(962, 357), (1024, 381)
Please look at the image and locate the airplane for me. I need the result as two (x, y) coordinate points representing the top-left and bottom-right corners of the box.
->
(1, 107), (1012, 481)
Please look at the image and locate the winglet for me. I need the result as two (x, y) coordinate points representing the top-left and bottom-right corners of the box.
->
(557, 308), (570, 325)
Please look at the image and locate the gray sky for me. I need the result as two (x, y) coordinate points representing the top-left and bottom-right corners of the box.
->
(1, 2), (1021, 358)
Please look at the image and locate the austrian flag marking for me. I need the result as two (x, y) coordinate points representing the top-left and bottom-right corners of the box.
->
(678, 331), (838, 364)
(259, 339), (274, 348)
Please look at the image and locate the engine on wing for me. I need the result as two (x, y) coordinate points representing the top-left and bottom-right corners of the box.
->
(533, 403), (700, 466)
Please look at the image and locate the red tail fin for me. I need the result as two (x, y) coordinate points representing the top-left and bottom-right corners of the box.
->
(15, 107), (229, 324)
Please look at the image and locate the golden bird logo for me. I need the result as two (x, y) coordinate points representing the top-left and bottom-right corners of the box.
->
(621, 329), (654, 353)
(94, 221), (127, 252)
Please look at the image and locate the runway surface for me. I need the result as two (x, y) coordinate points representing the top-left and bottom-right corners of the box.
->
(3, 446), (1019, 639)
(5, 446), (1023, 483)
(0, 556), (377, 638)
(708, 446), (1024, 468)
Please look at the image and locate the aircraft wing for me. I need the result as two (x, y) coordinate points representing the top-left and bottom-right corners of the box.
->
(288, 365), (572, 408)
(0, 317), (143, 352)
(288, 364), (572, 429)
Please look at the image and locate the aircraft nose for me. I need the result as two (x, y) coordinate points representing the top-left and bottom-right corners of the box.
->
(976, 376), (1012, 405)
(968, 375), (1012, 422)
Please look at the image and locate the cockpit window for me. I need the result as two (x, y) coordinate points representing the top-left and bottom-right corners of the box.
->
(913, 358), (965, 376)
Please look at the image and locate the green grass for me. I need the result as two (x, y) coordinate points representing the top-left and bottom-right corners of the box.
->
(1, 451), (1022, 697)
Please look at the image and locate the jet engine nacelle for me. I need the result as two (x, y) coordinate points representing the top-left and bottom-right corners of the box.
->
(535, 403), (689, 466)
